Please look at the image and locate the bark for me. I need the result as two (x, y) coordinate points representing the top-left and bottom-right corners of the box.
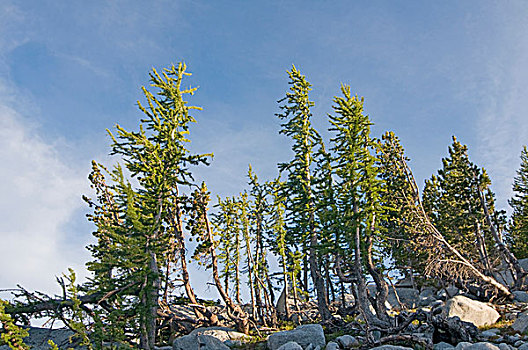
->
(201, 204), (249, 334)
(172, 187), (218, 325)
(365, 226), (390, 323)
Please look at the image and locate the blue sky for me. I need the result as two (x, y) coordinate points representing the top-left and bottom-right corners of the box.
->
(1, 1), (528, 300)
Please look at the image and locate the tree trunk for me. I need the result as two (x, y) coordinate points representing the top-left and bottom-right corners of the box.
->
(202, 204), (249, 334)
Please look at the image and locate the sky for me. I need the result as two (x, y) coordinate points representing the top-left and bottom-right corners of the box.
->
(1, 1), (528, 302)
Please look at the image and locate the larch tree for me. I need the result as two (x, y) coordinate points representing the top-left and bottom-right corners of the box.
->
(84, 63), (212, 349)
(328, 85), (390, 327)
(276, 65), (332, 322)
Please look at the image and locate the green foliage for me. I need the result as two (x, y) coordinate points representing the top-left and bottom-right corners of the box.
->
(508, 146), (528, 258)
(377, 131), (426, 277)
(84, 62), (211, 348)
(0, 299), (29, 350)
(423, 136), (504, 270)
(328, 84), (385, 268)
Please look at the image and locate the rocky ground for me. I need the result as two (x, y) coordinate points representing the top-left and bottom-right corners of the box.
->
(5, 285), (528, 350)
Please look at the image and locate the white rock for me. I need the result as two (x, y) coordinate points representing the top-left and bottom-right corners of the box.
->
(464, 342), (500, 350)
(190, 326), (251, 342)
(173, 334), (230, 350)
(442, 296), (500, 327)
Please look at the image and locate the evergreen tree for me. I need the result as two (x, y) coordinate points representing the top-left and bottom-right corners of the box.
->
(377, 131), (426, 283)
(84, 63), (211, 349)
(509, 146), (528, 258)
(328, 85), (389, 326)
(422, 136), (502, 274)
(276, 66), (332, 321)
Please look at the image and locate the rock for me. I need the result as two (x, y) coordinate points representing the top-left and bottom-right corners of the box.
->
(433, 341), (455, 350)
(336, 334), (360, 348)
(445, 285), (460, 298)
(519, 343), (528, 350)
(2, 327), (80, 350)
(514, 291), (528, 303)
(267, 324), (325, 350)
(516, 340), (526, 348)
(512, 312), (528, 333)
(455, 342), (473, 350)
(497, 344), (511, 350)
(173, 334), (230, 350)
(277, 342), (303, 350)
(189, 326), (251, 342)
(464, 343), (500, 350)
(306, 344), (321, 350)
(434, 341), (455, 350)
(325, 342), (340, 350)
(481, 330), (499, 339)
(442, 296), (500, 327)
(370, 346), (413, 350)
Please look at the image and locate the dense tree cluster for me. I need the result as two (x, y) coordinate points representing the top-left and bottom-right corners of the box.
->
(2, 63), (528, 349)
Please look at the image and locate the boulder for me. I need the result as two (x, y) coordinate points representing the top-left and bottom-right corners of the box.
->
(325, 342), (339, 350)
(336, 334), (360, 348)
(370, 346), (413, 350)
(442, 296), (500, 327)
(434, 341), (455, 350)
(267, 324), (325, 350)
(455, 342), (473, 350)
(0, 327), (79, 350)
(511, 312), (528, 333)
(513, 291), (528, 303)
(464, 343), (500, 350)
(189, 326), (251, 342)
(173, 334), (229, 350)
(277, 342), (303, 350)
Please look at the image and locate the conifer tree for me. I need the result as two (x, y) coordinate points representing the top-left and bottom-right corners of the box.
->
(84, 63), (211, 349)
(328, 85), (389, 326)
(276, 66), (332, 321)
(377, 131), (426, 282)
(509, 146), (528, 259)
(423, 137), (501, 274)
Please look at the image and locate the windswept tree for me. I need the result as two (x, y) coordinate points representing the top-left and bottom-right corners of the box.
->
(509, 146), (528, 259)
(276, 66), (332, 321)
(84, 63), (212, 349)
(329, 85), (390, 327)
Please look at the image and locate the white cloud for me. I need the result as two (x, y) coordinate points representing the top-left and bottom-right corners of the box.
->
(0, 103), (91, 297)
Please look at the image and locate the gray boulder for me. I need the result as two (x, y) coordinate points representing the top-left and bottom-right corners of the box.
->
(455, 342), (473, 350)
(434, 341), (455, 350)
(519, 343), (528, 350)
(173, 334), (229, 350)
(370, 346), (413, 350)
(512, 311), (528, 334)
(442, 296), (500, 327)
(464, 343), (500, 350)
(513, 291), (528, 303)
(325, 342), (340, 350)
(0, 327), (79, 350)
(277, 342), (303, 350)
(189, 326), (251, 342)
(336, 334), (360, 348)
(267, 324), (325, 350)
